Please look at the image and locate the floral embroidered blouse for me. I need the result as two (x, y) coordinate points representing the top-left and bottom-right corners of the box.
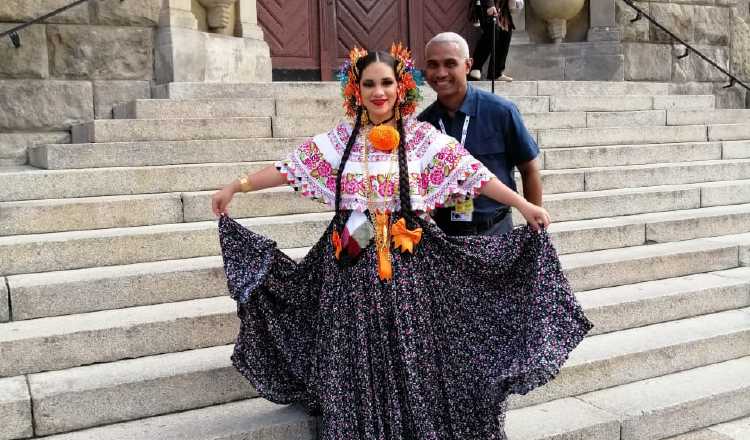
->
(276, 117), (496, 213)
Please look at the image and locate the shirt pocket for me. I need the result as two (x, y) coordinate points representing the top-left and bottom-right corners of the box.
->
(470, 131), (506, 157)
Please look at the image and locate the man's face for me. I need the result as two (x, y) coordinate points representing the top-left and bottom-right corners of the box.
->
(424, 42), (472, 96)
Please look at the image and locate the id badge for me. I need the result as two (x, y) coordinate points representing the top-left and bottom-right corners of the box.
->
(451, 199), (474, 222)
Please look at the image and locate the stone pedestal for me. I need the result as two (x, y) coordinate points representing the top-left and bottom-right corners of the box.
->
(588, 0), (621, 42)
(511, 8), (531, 45)
(155, 0), (271, 83)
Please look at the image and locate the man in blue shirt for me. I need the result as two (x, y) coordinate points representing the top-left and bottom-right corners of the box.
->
(419, 32), (542, 236)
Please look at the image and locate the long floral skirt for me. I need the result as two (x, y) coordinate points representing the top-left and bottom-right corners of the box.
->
(218, 214), (592, 440)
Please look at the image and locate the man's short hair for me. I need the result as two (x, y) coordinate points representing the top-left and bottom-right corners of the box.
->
(425, 32), (470, 59)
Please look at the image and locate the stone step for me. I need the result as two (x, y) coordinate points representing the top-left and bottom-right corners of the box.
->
(3, 227), (742, 321)
(0, 213), (332, 276)
(71, 117), (272, 143)
(39, 396), (622, 440)
(708, 123), (750, 142)
(668, 416), (750, 440)
(6, 256), (227, 320)
(576, 356), (750, 440)
(4, 200), (749, 276)
(42, 398), (318, 440)
(274, 95), (552, 116)
(582, 159), (750, 192)
(34, 358), (750, 440)
(584, 110), (667, 128)
(1, 281), (7, 323)
(113, 98), (276, 119)
(704, 232), (750, 266)
(29, 138), (301, 170)
(668, 109), (750, 126)
(0, 161), (580, 201)
(700, 179), (750, 207)
(276, 110), (685, 138)
(561, 237), (738, 292)
(579, 267), (750, 336)
(152, 81), (537, 100)
(30, 137), (735, 173)
(27, 309), (750, 435)
(542, 185), (702, 223)
(114, 93), (716, 125)
(536, 81), (671, 96)
(548, 203), (750, 254)
(0, 132), (70, 167)
(641, 204), (750, 243)
(542, 141), (722, 170)
(510, 308), (750, 409)
(0, 376), (31, 440)
(27, 345), (255, 436)
(549, 95), (715, 112)
(0, 296), (237, 377)
(0, 193), (184, 236)
(183, 187), (329, 222)
(538, 124), (708, 148)
(191, 183), (705, 223)
(723, 140), (750, 159)
(0, 162), (269, 202)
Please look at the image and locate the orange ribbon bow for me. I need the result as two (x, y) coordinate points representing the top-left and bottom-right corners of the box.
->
(331, 230), (343, 260)
(391, 218), (423, 254)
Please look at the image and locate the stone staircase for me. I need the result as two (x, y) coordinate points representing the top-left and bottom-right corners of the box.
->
(2, 80), (750, 440)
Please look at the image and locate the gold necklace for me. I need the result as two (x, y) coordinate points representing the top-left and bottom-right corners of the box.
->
(361, 125), (399, 280)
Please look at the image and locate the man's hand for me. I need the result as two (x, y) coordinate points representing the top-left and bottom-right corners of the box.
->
(486, 6), (498, 16)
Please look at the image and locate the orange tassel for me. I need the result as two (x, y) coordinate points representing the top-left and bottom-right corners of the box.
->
(377, 246), (393, 281)
(374, 212), (393, 281)
(391, 218), (422, 254)
(331, 230), (343, 260)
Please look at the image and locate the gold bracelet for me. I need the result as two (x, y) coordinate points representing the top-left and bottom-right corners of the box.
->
(238, 176), (253, 193)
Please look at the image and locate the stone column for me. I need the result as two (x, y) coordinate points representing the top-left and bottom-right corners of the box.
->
(238, 0), (264, 40)
(159, 0), (198, 29)
(155, 0), (272, 84)
(587, 0), (621, 42)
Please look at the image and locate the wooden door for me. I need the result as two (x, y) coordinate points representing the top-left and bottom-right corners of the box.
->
(259, 0), (475, 77)
(257, 0), (321, 70)
(317, 0), (409, 78)
(409, 0), (477, 69)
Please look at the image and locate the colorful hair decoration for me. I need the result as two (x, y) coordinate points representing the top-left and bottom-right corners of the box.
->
(337, 43), (424, 120)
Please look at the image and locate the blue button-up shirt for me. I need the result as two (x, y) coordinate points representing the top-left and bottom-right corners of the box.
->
(418, 84), (539, 219)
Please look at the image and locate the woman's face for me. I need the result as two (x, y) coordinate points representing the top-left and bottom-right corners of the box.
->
(359, 61), (398, 124)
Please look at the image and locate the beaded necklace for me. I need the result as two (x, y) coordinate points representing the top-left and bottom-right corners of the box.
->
(361, 124), (399, 280)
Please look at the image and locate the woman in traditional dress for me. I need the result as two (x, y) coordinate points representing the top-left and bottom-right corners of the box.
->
(211, 44), (592, 439)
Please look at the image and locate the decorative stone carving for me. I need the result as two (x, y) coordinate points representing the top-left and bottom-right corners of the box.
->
(197, 0), (237, 35)
(530, 0), (586, 43)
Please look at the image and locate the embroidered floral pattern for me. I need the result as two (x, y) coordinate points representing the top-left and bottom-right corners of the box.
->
(276, 118), (495, 213)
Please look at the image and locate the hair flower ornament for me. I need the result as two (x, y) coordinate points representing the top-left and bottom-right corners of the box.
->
(337, 42), (424, 120)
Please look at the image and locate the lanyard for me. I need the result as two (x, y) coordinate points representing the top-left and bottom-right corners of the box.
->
(438, 115), (470, 145)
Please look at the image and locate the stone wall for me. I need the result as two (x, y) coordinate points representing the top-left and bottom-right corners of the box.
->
(0, 0), (272, 166)
(616, 0), (750, 107)
(0, 0), (158, 165)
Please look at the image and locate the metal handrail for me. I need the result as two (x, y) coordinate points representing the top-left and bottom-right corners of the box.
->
(0, 0), (122, 48)
(621, 0), (749, 92)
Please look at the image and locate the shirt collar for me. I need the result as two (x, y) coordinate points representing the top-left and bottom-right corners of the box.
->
(458, 84), (478, 117)
(435, 84), (478, 119)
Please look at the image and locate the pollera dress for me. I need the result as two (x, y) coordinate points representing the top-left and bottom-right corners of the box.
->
(218, 117), (593, 439)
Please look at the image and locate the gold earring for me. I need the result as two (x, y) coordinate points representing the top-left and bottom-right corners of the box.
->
(361, 108), (369, 126)
(394, 105), (400, 121)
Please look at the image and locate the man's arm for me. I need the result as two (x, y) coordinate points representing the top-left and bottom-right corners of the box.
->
(517, 158), (543, 206)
